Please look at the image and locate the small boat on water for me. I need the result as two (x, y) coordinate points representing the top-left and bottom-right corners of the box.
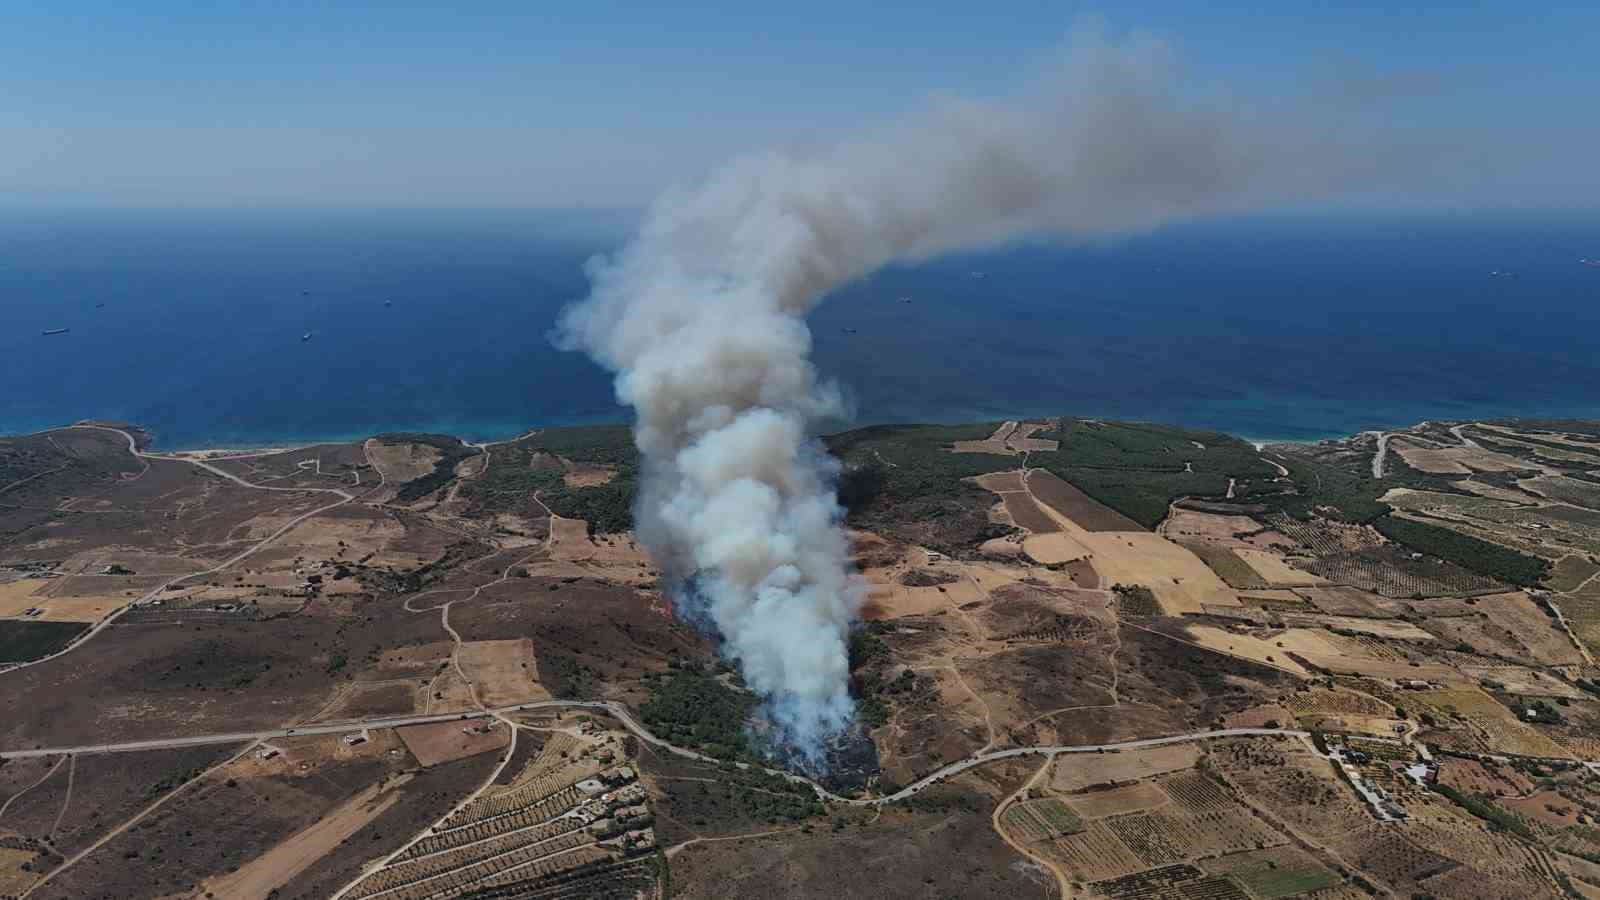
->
(42, 328), (69, 336)
(301, 332), (313, 342)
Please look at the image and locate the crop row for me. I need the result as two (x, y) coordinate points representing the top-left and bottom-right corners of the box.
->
(435, 783), (580, 835)
(356, 836), (604, 900)
(441, 775), (577, 829)
(1159, 772), (1231, 811)
(1104, 813), (1184, 866)
(467, 856), (655, 900)
(1091, 864), (1205, 899)
(374, 821), (589, 892)
(403, 807), (579, 851)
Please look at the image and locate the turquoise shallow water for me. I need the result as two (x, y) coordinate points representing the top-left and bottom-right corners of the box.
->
(3, 209), (1598, 448)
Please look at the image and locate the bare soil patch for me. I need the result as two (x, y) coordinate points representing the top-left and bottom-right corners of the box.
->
(562, 462), (616, 488)
(975, 471), (1025, 493)
(396, 719), (509, 767)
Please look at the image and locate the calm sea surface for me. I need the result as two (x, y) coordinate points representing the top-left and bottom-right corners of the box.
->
(3, 209), (1597, 448)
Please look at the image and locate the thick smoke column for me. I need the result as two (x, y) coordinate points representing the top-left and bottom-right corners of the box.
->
(558, 29), (1386, 761)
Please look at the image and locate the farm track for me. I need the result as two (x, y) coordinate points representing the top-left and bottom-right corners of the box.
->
(1, 424), (379, 676)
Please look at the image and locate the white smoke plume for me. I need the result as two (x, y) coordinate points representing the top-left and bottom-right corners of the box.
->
(557, 27), (1404, 762)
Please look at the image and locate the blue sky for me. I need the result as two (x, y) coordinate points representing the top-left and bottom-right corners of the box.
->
(5, 1), (1597, 210)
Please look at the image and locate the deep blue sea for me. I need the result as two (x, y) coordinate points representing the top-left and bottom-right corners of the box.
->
(4, 209), (1598, 448)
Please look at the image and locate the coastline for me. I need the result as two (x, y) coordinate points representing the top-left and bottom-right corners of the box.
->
(5, 414), (1456, 457)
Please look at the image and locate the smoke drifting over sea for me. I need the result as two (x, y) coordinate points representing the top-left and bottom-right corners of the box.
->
(557, 28), (1397, 763)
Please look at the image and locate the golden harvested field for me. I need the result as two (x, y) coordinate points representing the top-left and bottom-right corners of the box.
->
(1278, 614), (1435, 641)
(0, 577), (45, 610)
(1295, 655), (1457, 681)
(1021, 532), (1089, 565)
(1049, 744), (1200, 791)
(1291, 585), (1400, 617)
(1235, 549), (1327, 586)
(1392, 438), (1545, 474)
(397, 720), (509, 767)
(457, 638), (550, 705)
(1075, 532), (1238, 614)
(1237, 590), (1313, 608)
(1160, 509), (1264, 544)
(1, 593), (121, 622)
(1065, 782), (1170, 818)
(1176, 624), (1322, 676)
(859, 572), (981, 620)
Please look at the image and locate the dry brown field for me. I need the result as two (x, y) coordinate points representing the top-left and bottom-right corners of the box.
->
(1435, 758), (1536, 796)
(1236, 548), (1327, 586)
(1292, 585), (1403, 617)
(1412, 688), (1573, 757)
(974, 471), (1024, 492)
(1462, 664), (1587, 698)
(1048, 744), (1200, 791)
(198, 773), (415, 900)
(313, 680), (420, 721)
(1160, 509), (1264, 544)
(1065, 781), (1169, 818)
(396, 720), (509, 767)
(1021, 532), (1089, 565)
(1279, 613), (1435, 640)
(1048, 820), (1146, 881)
(1001, 492), (1060, 533)
(1025, 470), (1144, 532)
(1176, 624), (1318, 676)
(366, 440), (442, 483)
(1392, 438), (1547, 474)
(1423, 595), (1585, 666)
(1075, 532), (1238, 614)
(457, 638), (551, 705)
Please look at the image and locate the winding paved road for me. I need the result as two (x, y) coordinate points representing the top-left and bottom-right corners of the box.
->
(0, 696), (1311, 808)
